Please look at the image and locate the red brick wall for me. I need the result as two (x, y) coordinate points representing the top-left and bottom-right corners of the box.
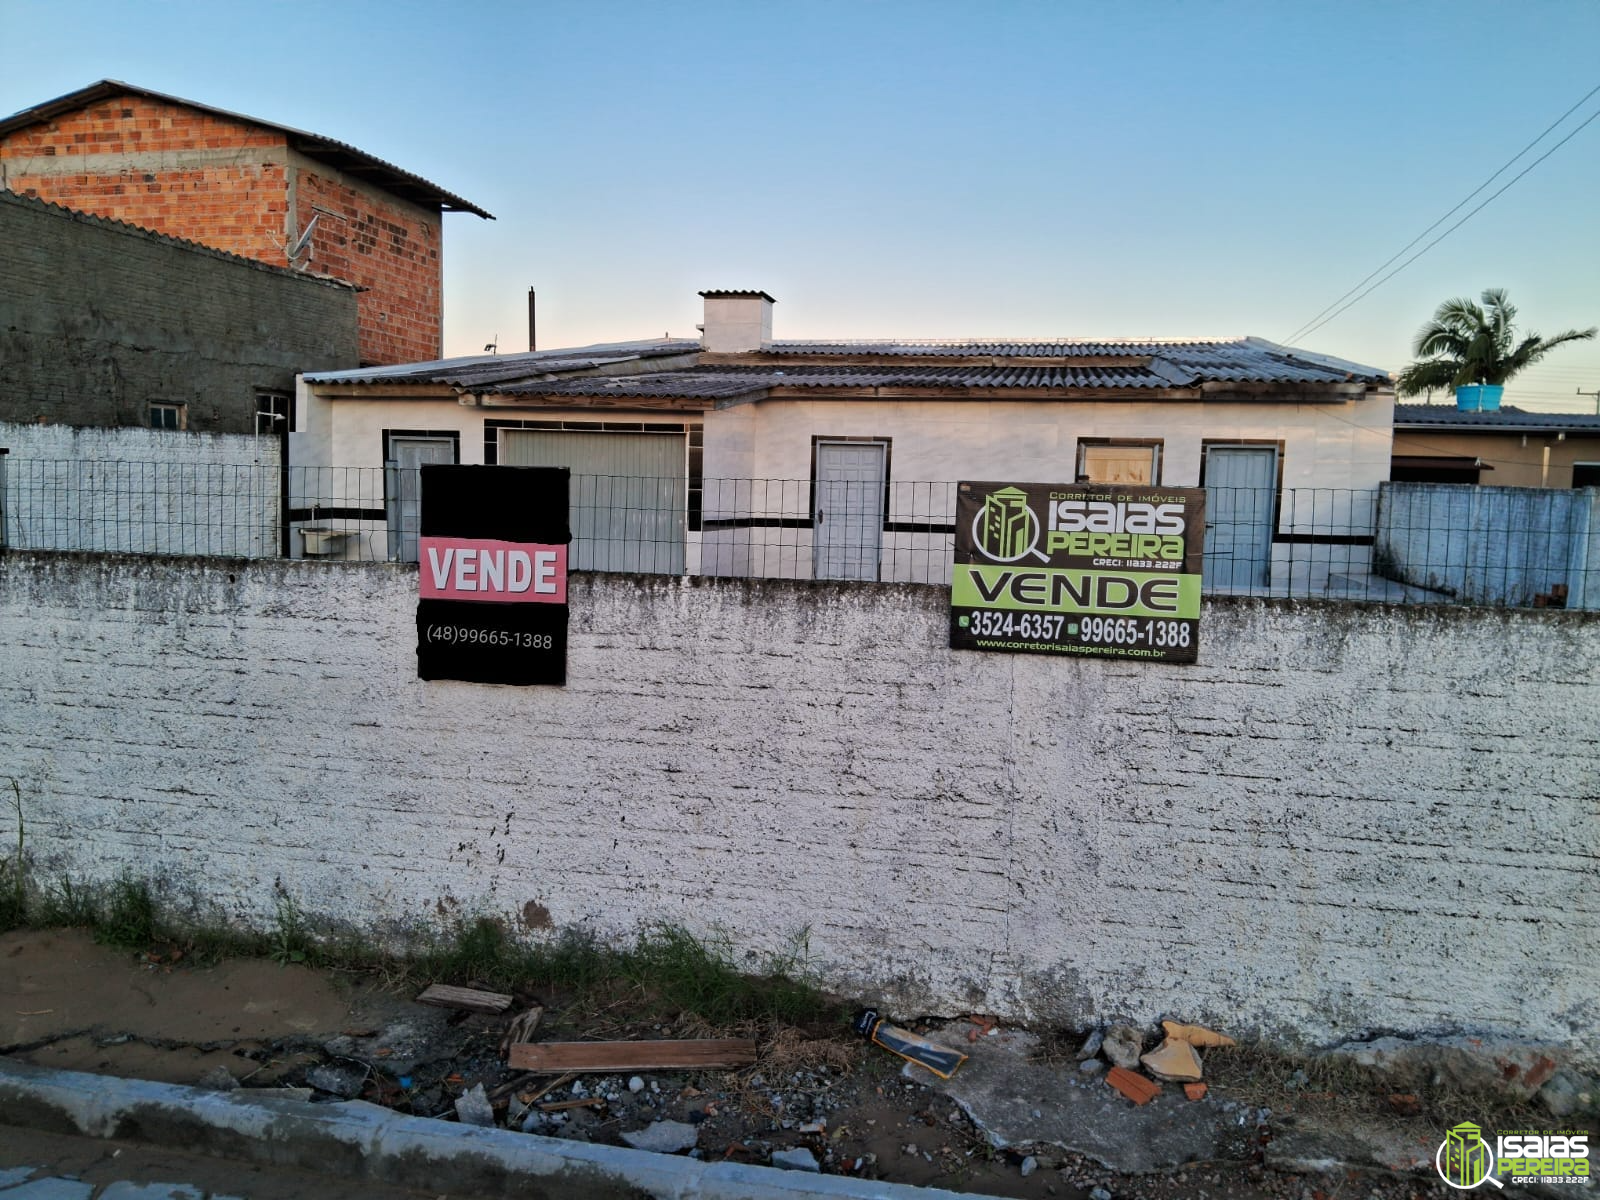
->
(295, 171), (442, 365)
(1, 93), (444, 364)
(0, 98), (289, 259)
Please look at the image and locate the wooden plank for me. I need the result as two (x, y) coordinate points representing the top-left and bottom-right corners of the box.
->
(416, 984), (514, 1014)
(508, 1038), (758, 1073)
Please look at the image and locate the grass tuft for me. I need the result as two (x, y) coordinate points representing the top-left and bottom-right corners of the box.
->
(95, 873), (157, 950)
(0, 779), (24, 931)
(270, 894), (314, 965)
(622, 923), (843, 1028)
(6, 858), (843, 1035)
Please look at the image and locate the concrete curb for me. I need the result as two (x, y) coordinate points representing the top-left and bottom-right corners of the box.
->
(0, 1058), (1004, 1199)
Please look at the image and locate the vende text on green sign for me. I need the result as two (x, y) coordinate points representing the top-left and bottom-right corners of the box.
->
(951, 480), (1206, 663)
(952, 564), (1201, 619)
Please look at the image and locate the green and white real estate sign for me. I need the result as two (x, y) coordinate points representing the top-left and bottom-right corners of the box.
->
(951, 480), (1206, 664)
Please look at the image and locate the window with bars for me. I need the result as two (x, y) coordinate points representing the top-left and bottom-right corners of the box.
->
(255, 392), (293, 434)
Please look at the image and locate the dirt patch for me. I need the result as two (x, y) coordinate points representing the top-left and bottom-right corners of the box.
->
(2, 928), (380, 1043)
(0, 929), (1576, 1200)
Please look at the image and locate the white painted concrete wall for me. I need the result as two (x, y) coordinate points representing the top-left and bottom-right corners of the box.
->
(2, 555), (1594, 1063)
(0, 422), (279, 557)
(1378, 483), (1600, 609)
(703, 394), (1395, 493)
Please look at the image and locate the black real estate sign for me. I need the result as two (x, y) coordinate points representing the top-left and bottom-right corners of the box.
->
(415, 465), (571, 686)
(951, 480), (1206, 663)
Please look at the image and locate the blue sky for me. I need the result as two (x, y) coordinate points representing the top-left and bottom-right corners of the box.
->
(4, 0), (1599, 410)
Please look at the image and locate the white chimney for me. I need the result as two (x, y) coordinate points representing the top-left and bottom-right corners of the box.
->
(700, 290), (775, 353)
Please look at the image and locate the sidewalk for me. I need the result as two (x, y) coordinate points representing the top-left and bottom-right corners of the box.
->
(0, 1059), (1001, 1200)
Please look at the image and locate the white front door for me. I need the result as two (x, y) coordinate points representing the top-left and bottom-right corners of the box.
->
(385, 437), (455, 562)
(1204, 445), (1278, 588)
(814, 441), (886, 581)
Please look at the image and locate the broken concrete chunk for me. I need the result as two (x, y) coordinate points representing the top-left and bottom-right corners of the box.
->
(1325, 1034), (1562, 1101)
(771, 1147), (820, 1172)
(1075, 1028), (1105, 1060)
(306, 1063), (368, 1099)
(454, 1083), (495, 1127)
(621, 1120), (700, 1154)
(1101, 1025), (1144, 1071)
(1161, 1020), (1236, 1048)
(196, 1065), (240, 1092)
(1141, 1037), (1204, 1083)
(922, 1022), (1235, 1172)
(1538, 1069), (1596, 1118)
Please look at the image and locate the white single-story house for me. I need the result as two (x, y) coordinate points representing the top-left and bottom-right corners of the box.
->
(295, 290), (1394, 590)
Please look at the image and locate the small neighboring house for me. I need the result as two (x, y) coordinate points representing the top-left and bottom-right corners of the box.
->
(0, 189), (357, 433)
(1392, 404), (1600, 488)
(0, 79), (491, 368)
(297, 290), (1394, 587)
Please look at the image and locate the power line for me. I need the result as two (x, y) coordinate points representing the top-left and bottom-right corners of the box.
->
(1283, 82), (1600, 345)
(1289, 101), (1600, 345)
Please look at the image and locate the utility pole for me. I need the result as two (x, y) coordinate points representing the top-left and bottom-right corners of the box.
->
(1580, 386), (1600, 415)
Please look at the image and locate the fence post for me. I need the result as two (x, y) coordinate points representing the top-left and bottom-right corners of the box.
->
(278, 424), (292, 559)
(0, 447), (7, 555)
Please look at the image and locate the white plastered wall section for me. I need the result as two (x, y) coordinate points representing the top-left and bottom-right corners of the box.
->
(701, 392), (1396, 585)
(0, 421), (278, 556)
(1, 558), (1594, 1067)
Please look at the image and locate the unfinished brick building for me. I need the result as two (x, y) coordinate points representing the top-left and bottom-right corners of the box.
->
(0, 80), (491, 366)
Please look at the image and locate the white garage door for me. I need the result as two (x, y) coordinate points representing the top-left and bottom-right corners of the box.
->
(500, 429), (686, 575)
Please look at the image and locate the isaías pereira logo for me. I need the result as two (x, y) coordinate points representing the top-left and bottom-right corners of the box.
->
(974, 488), (1188, 564)
(1436, 1121), (1590, 1189)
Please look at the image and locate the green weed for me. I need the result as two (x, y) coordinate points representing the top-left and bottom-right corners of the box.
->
(95, 873), (157, 950)
(36, 875), (99, 928)
(621, 923), (841, 1027)
(270, 894), (314, 966)
(0, 779), (23, 931)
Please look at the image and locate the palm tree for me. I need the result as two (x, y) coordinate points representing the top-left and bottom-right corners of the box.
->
(1395, 288), (1595, 398)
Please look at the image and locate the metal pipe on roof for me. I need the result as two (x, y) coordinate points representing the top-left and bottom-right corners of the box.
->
(528, 289), (536, 353)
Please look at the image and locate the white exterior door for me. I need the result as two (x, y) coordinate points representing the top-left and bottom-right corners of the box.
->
(500, 429), (686, 575)
(385, 436), (454, 563)
(814, 441), (886, 581)
(1204, 445), (1278, 588)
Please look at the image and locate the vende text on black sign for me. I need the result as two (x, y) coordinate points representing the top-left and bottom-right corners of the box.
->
(416, 465), (570, 686)
(951, 480), (1206, 663)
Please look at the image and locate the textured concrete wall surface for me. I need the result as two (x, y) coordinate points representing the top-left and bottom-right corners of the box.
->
(0, 422), (280, 555)
(1, 555), (1595, 1061)
(0, 191), (357, 431)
